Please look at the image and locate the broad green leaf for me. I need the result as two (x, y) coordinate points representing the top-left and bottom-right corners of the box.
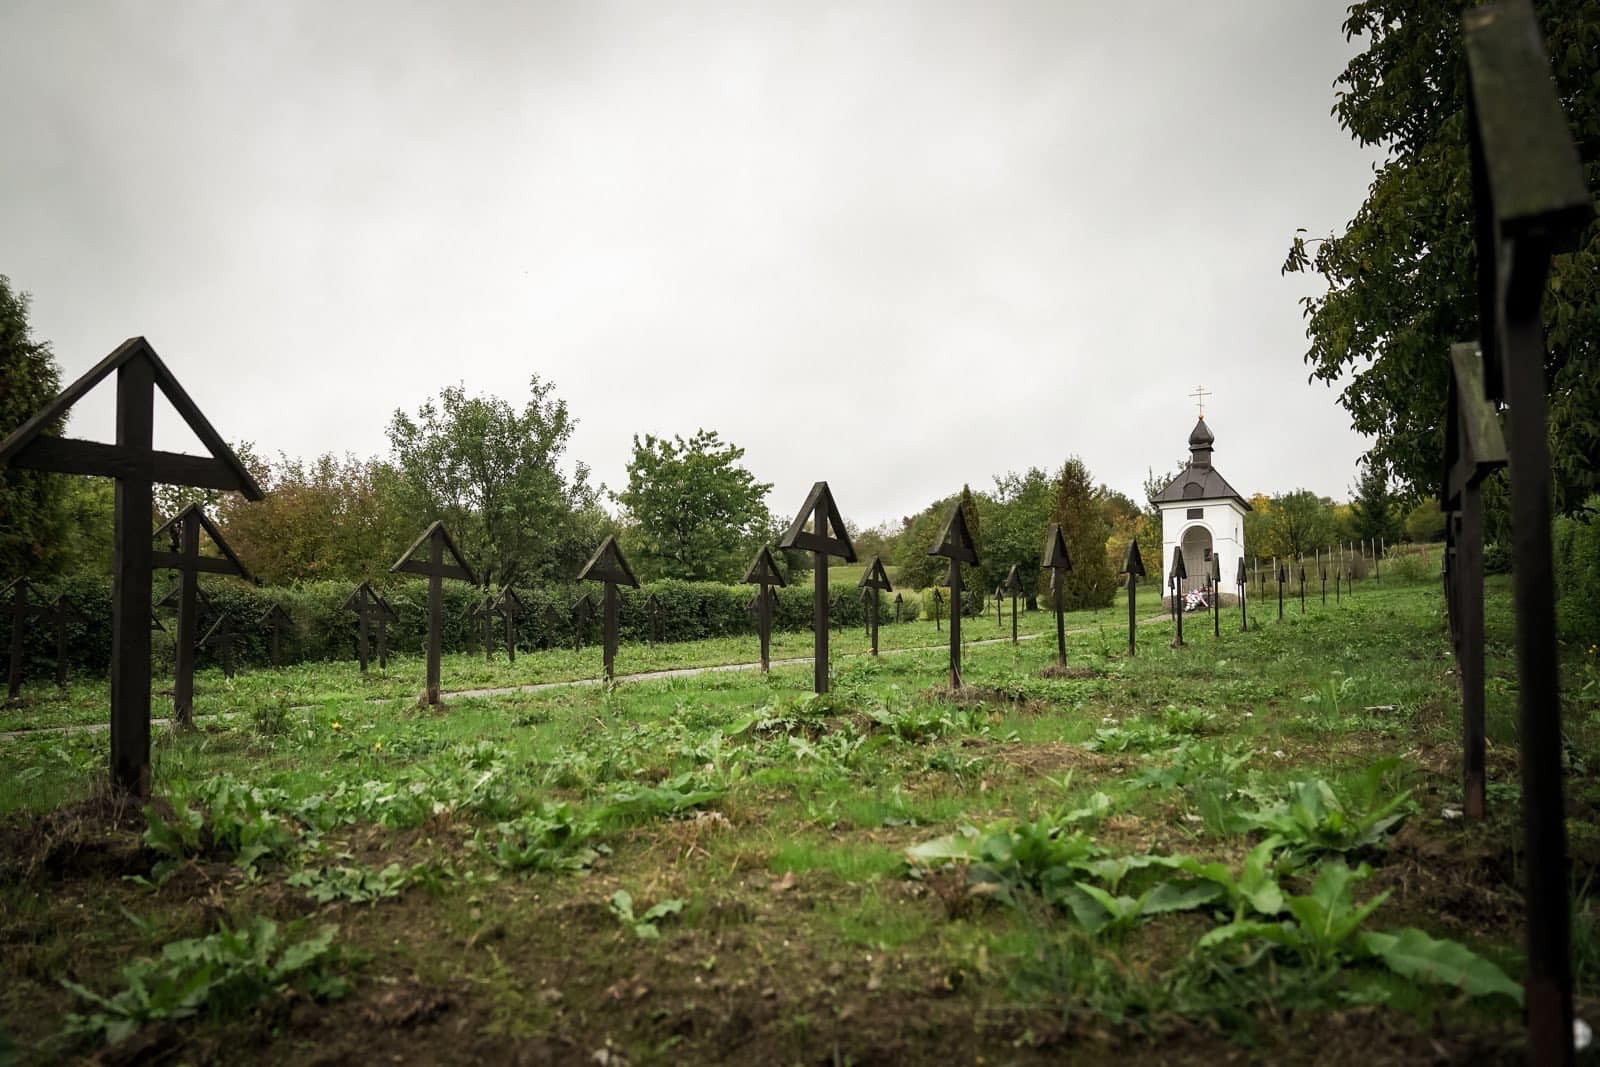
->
(1360, 928), (1524, 1005)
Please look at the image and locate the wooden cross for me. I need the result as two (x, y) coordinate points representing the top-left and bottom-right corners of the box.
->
(4, 578), (48, 702)
(1189, 385), (1211, 418)
(1120, 539), (1146, 656)
(1275, 558), (1286, 620)
(1042, 524), (1074, 667)
(259, 603), (293, 668)
(1209, 553), (1222, 639)
(857, 555), (892, 656)
(1169, 546), (1187, 648)
(390, 521), (476, 706)
(45, 592), (89, 688)
(1463, 7), (1590, 1054)
(778, 482), (857, 694)
(1234, 556), (1248, 632)
(494, 587), (524, 664)
(466, 598), (492, 661)
(343, 581), (383, 673)
(1004, 564), (1023, 646)
(644, 593), (662, 647)
(153, 504), (253, 727)
(578, 536), (640, 682)
(199, 611), (237, 679)
(1444, 342), (1507, 822)
(0, 338), (263, 794)
(928, 500), (978, 688)
(994, 584), (1003, 628)
(743, 546), (787, 672)
(893, 592), (903, 624)
(931, 588), (943, 632)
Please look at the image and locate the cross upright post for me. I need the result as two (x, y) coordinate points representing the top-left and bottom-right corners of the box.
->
(1463, 6), (1590, 1053)
(3, 579), (46, 703)
(743, 546), (787, 672)
(1004, 564), (1023, 646)
(1169, 546), (1187, 648)
(1276, 559), (1286, 621)
(1235, 556), (1247, 632)
(778, 482), (857, 694)
(571, 594), (594, 653)
(47, 592), (88, 688)
(344, 581), (377, 673)
(495, 587), (524, 664)
(390, 522), (476, 706)
(259, 603), (292, 668)
(857, 555), (893, 657)
(932, 589), (943, 632)
(153, 504), (253, 727)
(1210, 555), (1221, 638)
(928, 500), (978, 689)
(1121, 540), (1146, 656)
(578, 536), (640, 683)
(1042, 525), (1073, 668)
(893, 592), (903, 624)
(1298, 561), (1306, 614)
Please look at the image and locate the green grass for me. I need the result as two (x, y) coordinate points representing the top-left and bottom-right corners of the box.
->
(1, 574), (1594, 1064)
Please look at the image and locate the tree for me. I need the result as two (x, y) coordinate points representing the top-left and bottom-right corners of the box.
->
(614, 429), (774, 582)
(1403, 498), (1448, 543)
(978, 468), (1055, 609)
(387, 378), (596, 588)
(1283, 1), (1600, 515)
(893, 496), (957, 590)
(216, 453), (415, 585)
(1348, 459), (1400, 545)
(1048, 458), (1116, 610)
(1258, 490), (1340, 561)
(0, 276), (66, 577)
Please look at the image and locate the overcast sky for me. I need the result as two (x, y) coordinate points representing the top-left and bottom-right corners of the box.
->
(1, 0), (1382, 531)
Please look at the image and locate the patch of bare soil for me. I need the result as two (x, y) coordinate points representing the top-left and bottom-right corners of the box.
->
(1038, 664), (1104, 680)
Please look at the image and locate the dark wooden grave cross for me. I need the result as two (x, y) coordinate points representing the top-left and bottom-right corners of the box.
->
(390, 521), (476, 706)
(1209, 555), (1221, 638)
(0, 338), (263, 793)
(1298, 561), (1306, 614)
(893, 592), (903, 624)
(153, 504), (253, 728)
(578, 535), (639, 682)
(571, 593), (595, 653)
(743, 546), (787, 672)
(1275, 559), (1286, 621)
(1004, 564), (1023, 646)
(932, 588), (944, 631)
(1319, 550), (1327, 604)
(778, 482), (857, 695)
(1464, 7), (1590, 1053)
(858, 555), (892, 656)
(1169, 546), (1187, 648)
(994, 585), (1003, 628)
(46, 592), (89, 688)
(1121, 540), (1145, 656)
(1333, 545), (1341, 603)
(199, 611), (237, 679)
(343, 581), (385, 674)
(1234, 557), (1248, 632)
(831, 592), (847, 634)
(466, 597), (493, 661)
(1042, 524), (1073, 668)
(495, 587), (524, 664)
(928, 500), (978, 688)
(644, 593), (662, 647)
(1444, 342), (1507, 822)
(4, 578), (47, 703)
(259, 604), (292, 668)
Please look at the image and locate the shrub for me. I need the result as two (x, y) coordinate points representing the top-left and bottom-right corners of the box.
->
(1555, 502), (1600, 645)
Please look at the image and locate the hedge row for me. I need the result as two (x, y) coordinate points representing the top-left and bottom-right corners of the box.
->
(8, 575), (945, 679)
(1555, 504), (1600, 646)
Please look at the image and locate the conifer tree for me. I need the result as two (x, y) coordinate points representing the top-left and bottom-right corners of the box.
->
(1048, 458), (1116, 610)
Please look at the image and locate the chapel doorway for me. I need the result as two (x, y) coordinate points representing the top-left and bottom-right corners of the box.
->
(1180, 525), (1213, 597)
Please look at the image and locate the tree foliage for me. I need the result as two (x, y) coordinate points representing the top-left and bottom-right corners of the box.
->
(386, 378), (597, 588)
(0, 275), (66, 577)
(1283, 0), (1600, 514)
(1049, 458), (1116, 610)
(1249, 491), (1342, 561)
(1348, 460), (1401, 545)
(614, 430), (774, 582)
(977, 469), (1054, 608)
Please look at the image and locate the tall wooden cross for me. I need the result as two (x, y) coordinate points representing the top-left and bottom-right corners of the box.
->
(994, 584), (1003, 628)
(0, 338), (262, 793)
(1189, 385), (1211, 418)
(494, 587), (524, 664)
(578, 535), (639, 682)
(1275, 558), (1286, 620)
(1234, 556), (1248, 632)
(1003, 564), (1023, 646)
(893, 592), (903, 624)
(857, 555), (892, 656)
(259, 603), (293, 668)
(390, 521), (476, 706)
(1209, 553), (1221, 638)
(1463, 6), (1591, 1055)
(153, 504), (253, 727)
(570, 594), (594, 652)
(778, 482), (856, 694)
(45, 593), (89, 688)
(4, 578), (47, 702)
(928, 500), (978, 689)
(1042, 524), (1073, 668)
(743, 546), (787, 672)
(466, 597), (492, 661)
(1168, 546), (1187, 648)
(1443, 342), (1507, 823)
(1120, 539), (1145, 656)
(199, 611), (237, 679)
(343, 582), (381, 673)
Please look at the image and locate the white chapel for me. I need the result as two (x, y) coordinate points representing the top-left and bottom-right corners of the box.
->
(1152, 413), (1250, 599)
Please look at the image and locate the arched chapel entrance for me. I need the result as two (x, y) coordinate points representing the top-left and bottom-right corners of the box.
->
(1179, 524), (1212, 595)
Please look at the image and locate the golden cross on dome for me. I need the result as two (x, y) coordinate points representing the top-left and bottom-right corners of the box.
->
(1189, 385), (1211, 418)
